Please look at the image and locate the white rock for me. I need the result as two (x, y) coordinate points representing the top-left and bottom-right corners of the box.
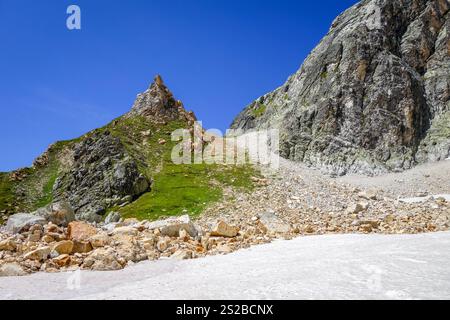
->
(258, 212), (291, 234)
(146, 215), (198, 237)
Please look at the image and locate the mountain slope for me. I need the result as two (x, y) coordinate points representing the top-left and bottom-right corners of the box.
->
(0, 76), (257, 222)
(232, 0), (450, 175)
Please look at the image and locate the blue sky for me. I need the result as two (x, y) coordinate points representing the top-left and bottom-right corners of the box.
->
(0, 0), (358, 171)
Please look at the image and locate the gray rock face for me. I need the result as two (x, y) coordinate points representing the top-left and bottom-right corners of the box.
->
(231, 0), (450, 175)
(53, 131), (150, 220)
(5, 213), (46, 234)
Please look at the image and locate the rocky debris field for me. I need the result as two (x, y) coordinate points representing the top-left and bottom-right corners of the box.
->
(1, 158), (449, 277)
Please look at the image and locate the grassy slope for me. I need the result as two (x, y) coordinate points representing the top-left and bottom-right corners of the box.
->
(108, 115), (258, 221)
(0, 114), (259, 222)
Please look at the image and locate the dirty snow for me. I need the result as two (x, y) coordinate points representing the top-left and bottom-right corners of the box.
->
(1, 232), (449, 300)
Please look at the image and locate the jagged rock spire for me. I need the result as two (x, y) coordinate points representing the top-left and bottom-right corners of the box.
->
(127, 75), (196, 125)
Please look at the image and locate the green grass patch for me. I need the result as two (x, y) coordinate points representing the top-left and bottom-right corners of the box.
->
(252, 104), (267, 118)
(0, 173), (16, 222)
(118, 162), (257, 221)
(112, 116), (260, 221)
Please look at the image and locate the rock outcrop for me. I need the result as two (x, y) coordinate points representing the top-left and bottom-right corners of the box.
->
(232, 0), (450, 175)
(52, 131), (149, 221)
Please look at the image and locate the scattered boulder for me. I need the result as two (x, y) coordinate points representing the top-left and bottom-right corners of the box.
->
(0, 263), (26, 277)
(24, 246), (51, 261)
(84, 248), (123, 271)
(210, 220), (239, 237)
(258, 212), (291, 234)
(112, 226), (138, 236)
(67, 221), (97, 242)
(77, 211), (103, 223)
(52, 240), (74, 255)
(156, 238), (169, 252)
(34, 202), (75, 227)
(5, 213), (46, 234)
(89, 233), (110, 248)
(0, 239), (17, 251)
(216, 244), (233, 254)
(53, 254), (71, 267)
(146, 215), (198, 238)
(72, 241), (93, 254)
(104, 211), (121, 224)
(346, 203), (366, 214)
(358, 190), (378, 200)
(171, 249), (192, 260)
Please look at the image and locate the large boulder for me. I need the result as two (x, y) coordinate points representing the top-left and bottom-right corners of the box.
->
(210, 221), (239, 238)
(146, 215), (198, 237)
(23, 246), (51, 261)
(67, 221), (97, 242)
(5, 213), (46, 234)
(34, 201), (75, 226)
(0, 263), (26, 277)
(258, 212), (291, 234)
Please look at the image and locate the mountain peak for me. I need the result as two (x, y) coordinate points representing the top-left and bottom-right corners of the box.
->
(127, 74), (192, 123)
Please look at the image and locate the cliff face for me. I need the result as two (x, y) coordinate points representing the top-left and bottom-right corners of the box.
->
(232, 0), (450, 175)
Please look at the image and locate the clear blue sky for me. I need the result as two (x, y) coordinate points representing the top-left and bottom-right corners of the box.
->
(0, 0), (358, 171)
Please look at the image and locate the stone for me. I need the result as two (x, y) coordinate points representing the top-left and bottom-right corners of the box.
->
(72, 241), (93, 254)
(346, 203), (365, 214)
(33, 201), (75, 226)
(0, 239), (17, 251)
(258, 212), (291, 234)
(52, 240), (74, 255)
(89, 233), (110, 248)
(216, 244), (233, 254)
(67, 221), (97, 242)
(156, 238), (169, 252)
(146, 215), (198, 238)
(358, 190), (378, 201)
(170, 249), (193, 260)
(178, 228), (190, 241)
(104, 211), (121, 224)
(0, 263), (26, 277)
(5, 213), (46, 234)
(85, 248), (123, 271)
(27, 230), (42, 242)
(42, 234), (55, 243)
(112, 226), (138, 236)
(210, 220), (239, 237)
(360, 224), (373, 233)
(53, 254), (71, 268)
(24, 246), (51, 261)
(304, 225), (315, 234)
